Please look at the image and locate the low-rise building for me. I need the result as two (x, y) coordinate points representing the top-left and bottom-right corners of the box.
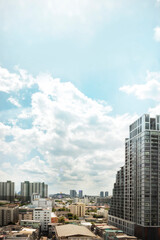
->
(20, 219), (41, 229)
(51, 212), (58, 223)
(55, 224), (97, 240)
(0, 225), (39, 240)
(92, 224), (137, 240)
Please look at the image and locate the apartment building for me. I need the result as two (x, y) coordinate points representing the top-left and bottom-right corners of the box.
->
(0, 181), (15, 202)
(21, 181), (48, 202)
(33, 207), (51, 232)
(69, 203), (85, 217)
(0, 204), (19, 226)
(108, 114), (160, 240)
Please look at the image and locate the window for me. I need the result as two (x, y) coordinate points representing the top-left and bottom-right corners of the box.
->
(145, 115), (149, 122)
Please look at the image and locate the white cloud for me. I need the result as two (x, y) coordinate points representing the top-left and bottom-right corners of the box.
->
(148, 104), (160, 116)
(0, 66), (137, 194)
(154, 26), (160, 42)
(120, 71), (160, 101)
(0, 66), (35, 93)
(8, 97), (21, 107)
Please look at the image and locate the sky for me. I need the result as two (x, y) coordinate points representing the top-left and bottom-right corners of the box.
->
(0, 0), (160, 195)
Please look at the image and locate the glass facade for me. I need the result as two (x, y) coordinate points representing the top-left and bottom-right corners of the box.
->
(109, 114), (160, 238)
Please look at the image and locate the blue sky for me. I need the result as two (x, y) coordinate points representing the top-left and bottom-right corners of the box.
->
(0, 0), (160, 195)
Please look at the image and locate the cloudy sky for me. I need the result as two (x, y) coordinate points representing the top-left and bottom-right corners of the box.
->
(0, 0), (160, 195)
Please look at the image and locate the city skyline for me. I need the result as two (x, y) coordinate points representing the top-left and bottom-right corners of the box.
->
(0, 0), (160, 194)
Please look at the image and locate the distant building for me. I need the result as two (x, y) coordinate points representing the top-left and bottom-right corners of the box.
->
(0, 204), (19, 226)
(70, 190), (77, 198)
(33, 207), (51, 232)
(21, 181), (48, 202)
(96, 197), (111, 206)
(55, 224), (96, 240)
(0, 181), (15, 202)
(105, 191), (109, 197)
(69, 203), (85, 217)
(79, 190), (83, 198)
(49, 193), (70, 199)
(100, 191), (104, 198)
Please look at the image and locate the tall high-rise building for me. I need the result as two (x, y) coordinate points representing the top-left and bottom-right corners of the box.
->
(70, 190), (77, 198)
(100, 191), (104, 197)
(108, 114), (160, 240)
(79, 190), (83, 198)
(105, 191), (109, 197)
(0, 181), (15, 202)
(21, 181), (48, 202)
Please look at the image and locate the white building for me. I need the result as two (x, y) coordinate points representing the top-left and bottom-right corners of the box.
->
(33, 207), (51, 232)
(32, 197), (52, 209)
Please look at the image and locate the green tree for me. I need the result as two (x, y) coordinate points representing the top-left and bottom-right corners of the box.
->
(58, 216), (65, 223)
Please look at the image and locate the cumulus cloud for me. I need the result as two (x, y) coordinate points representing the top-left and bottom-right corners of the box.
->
(0, 66), (35, 93)
(120, 71), (160, 101)
(0, 66), (137, 194)
(154, 26), (160, 42)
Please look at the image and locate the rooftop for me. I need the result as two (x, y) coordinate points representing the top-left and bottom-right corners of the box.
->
(56, 224), (96, 238)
